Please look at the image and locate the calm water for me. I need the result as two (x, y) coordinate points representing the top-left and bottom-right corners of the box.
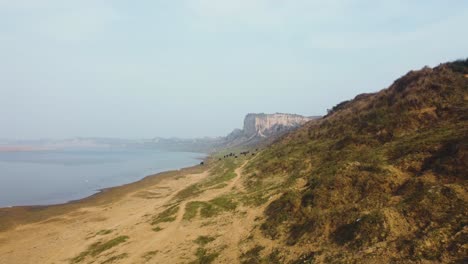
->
(0, 149), (205, 207)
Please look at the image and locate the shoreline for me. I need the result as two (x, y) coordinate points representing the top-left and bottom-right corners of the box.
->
(0, 155), (256, 264)
(0, 150), (207, 208)
(0, 158), (209, 232)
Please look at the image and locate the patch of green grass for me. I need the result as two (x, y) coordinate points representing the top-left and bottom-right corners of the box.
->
(209, 195), (238, 211)
(239, 246), (284, 264)
(100, 253), (128, 264)
(184, 201), (208, 220)
(174, 158), (244, 202)
(200, 195), (237, 218)
(175, 184), (203, 201)
(240, 191), (270, 207)
(152, 226), (163, 232)
(142, 250), (158, 261)
(70, 236), (129, 263)
(184, 195), (238, 220)
(202, 158), (243, 189)
(240, 245), (265, 264)
(290, 252), (316, 264)
(196, 202), (218, 218)
(89, 236), (129, 256)
(96, 229), (113, 236)
(151, 205), (179, 225)
(86, 229), (114, 240)
(332, 211), (388, 249)
(70, 252), (89, 263)
(194, 235), (216, 246)
(189, 248), (220, 264)
(201, 171), (236, 189)
(266, 249), (285, 264)
(209, 183), (228, 189)
(261, 191), (301, 239)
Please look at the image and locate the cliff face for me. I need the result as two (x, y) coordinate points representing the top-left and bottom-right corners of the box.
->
(243, 113), (315, 138)
(223, 113), (318, 148)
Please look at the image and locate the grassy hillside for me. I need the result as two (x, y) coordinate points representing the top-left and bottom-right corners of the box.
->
(241, 60), (467, 263)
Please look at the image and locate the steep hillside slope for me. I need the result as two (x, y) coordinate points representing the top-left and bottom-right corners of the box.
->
(241, 60), (468, 263)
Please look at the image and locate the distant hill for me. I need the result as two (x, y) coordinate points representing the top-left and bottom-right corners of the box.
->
(239, 59), (468, 262)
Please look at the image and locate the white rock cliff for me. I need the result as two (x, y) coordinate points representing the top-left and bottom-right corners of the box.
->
(243, 113), (315, 138)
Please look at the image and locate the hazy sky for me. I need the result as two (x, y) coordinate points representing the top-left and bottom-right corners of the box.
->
(1, 1), (467, 139)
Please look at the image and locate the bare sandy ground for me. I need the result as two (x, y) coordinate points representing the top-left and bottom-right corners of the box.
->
(0, 159), (268, 264)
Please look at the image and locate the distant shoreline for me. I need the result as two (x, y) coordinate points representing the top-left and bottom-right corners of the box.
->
(0, 146), (55, 152)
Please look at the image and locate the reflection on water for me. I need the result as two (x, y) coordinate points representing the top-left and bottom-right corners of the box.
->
(0, 149), (204, 207)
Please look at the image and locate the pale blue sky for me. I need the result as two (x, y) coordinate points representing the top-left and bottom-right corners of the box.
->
(1, 0), (467, 139)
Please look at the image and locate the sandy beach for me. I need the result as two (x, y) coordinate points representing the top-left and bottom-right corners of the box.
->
(0, 156), (272, 264)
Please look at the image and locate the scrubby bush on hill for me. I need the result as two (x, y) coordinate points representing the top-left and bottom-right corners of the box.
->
(244, 60), (468, 263)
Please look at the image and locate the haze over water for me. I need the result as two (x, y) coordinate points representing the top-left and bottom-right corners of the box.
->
(0, 149), (204, 207)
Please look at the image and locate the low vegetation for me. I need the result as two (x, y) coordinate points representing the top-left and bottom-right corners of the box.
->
(151, 205), (179, 225)
(100, 253), (128, 264)
(201, 159), (239, 188)
(85, 229), (113, 240)
(243, 60), (468, 262)
(194, 235), (216, 246)
(240, 245), (265, 264)
(190, 235), (220, 264)
(184, 195), (238, 220)
(70, 235), (129, 263)
(190, 248), (220, 264)
(152, 226), (163, 232)
(142, 250), (158, 261)
(141, 250), (159, 262)
(175, 158), (243, 202)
